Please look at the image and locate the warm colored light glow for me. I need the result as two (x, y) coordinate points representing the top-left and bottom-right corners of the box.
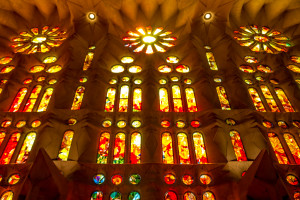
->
(268, 132), (289, 164)
(23, 85), (42, 112)
(205, 52), (218, 70)
(16, 132), (36, 163)
(104, 88), (116, 112)
(162, 132), (174, 164)
(130, 132), (141, 164)
(88, 12), (96, 20)
(113, 133), (125, 164)
(43, 56), (57, 64)
(142, 36), (156, 43)
(121, 56), (134, 64)
(119, 85), (129, 112)
(0, 132), (20, 164)
(216, 86), (231, 110)
(193, 132), (208, 164)
(248, 88), (266, 112)
(185, 88), (197, 112)
(37, 88), (54, 112)
(177, 133), (191, 164)
(133, 88), (142, 112)
(57, 130), (74, 161)
(83, 52), (94, 71)
(260, 85), (280, 112)
(9, 88), (28, 112)
(229, 130), (247, 161)
(172, 85), (183, 112)
(274, 88), (294, 112)
(159, 88), (169, 112)
(284, 134), (300, 164)
(71, 86), (85, 110)
(204, 12), (212, 20)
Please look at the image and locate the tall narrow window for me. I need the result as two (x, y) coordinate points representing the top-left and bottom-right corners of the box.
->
(159, 88), (169, 112)
(37, 88), (54, 112)
(133, 88), (142, 112)
(83, 52), (94, 71)
(97, 132), (110, 164)
(23, 85), (42, 112)
(260, 85), (280, 112)
(162, 132), (174, 164)
(206, 52), (218, 70)
(283, 134), (300, 164)
(248, 88), (266, 112)
(16, 132), (36, 163)
(193, 132), (208, 164)
(9, 88), (28, 112)
(113, 133), (125, 164)
(229, 130), (247, 161)
(172, 85), (183, 112)
(0, 132), (20, 164)
(216, 86), (231, 110)
(268, 132), (289, 164)
(177, 133), (191, 164)
(71, 86), (85, 110)
(119, 85), (129, 112)
(130, 132), (141, 164)
(185, 88), (197, 112)
(274, 88), (294, 112)
(105, 88), (116, 112)
(57, 130), (74, 161)
(0, 132), (6, 147)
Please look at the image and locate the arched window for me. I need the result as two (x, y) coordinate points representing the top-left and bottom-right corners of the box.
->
(16, 132), (36, 163)
(229, 130), (247, 161)
(119, 85), (129, 112)
(216, 86), (231, 110)
(177, 133), (191, 164)
(162, 132), (174, 164)
(274, 88), (294, 112)
(0, 191), (13, 200)
(0, 132), (20, 164)
(206, 52), (218, 70)
(185, 88), (197, 112)
(37, 88), (54, 112)
(0, 132), (6, 147)
(105, 88), (116, 112)
(203, 191), (216, 200)
(268, 132), (289, 164)
(159, 88), (169, 112)
(193, 132), (208, 164)
(130, 132), (141, 164)
(97, 132), (110, 164)
(57, 130), (74, 161)
(23, 85), (42, 112)
(9, 88), (28, 112)
(260, 85), (280, 112)
(71, 86), (85, 110)
(248, 88), (266, 112)
(172, 85), (183, 112)
(133, 88), (142, 112)
(283, 133), (300, 164)
(113, 133), (125, 164)
(90, 191), (103, 200)
(83, 52), (94, 71)
(184, 192), (196, 200)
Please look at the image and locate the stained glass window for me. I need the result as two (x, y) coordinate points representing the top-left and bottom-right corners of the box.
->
(229, 130), (247, 161)
(268, 132), (289, 164)
(133, 88), (142, 112)
(248, 88), (266, 112)
(105, 88), (116, 112)
(274, 88), (294, 112)
(57, 130), (74, 161)
(183, 192), (196, 200)
(185, 88), (197, 112)
(283, 134), (300, 164)
(128, 191), (140, 200)
(0, 191), (13, 200)
(97, 132), (110, 164)
(71, 86), (85, 110)
(23, 85), (42, 112)
(216, 86), (231, 110)
(0, 132), (5, 147)
(159, 88), (169, 112)
(260, 85), (280, 112)
(172, 85), (183, 112)
(9, 88), (28, 112)
(162, 132), (174, 164)
(90, 191), (103, 200)
(83, 52), (94, 71)
(16, 132), (36, 163)
(206, 52), (218, 70)
(164, 191), (177, 200)
(119, 85), (129, 112)
(182, 175), (194, 185)
(203, 191), (215, 200)
(177, 133), (191, 164)
(130, 132), (141, 164)
(37, 88), (54, 112)
(0, 132), (20, 164)
(193, 132), (208, 164)
(113, 133), (125, 164)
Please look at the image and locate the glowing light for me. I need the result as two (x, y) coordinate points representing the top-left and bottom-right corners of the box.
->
(117, 120), (126, 128)
(132, 120), (141, 128)
(193, 132), (208, 164)
(164, 191), (177, 200)
(1, 120), (11, 128)
(57, 130), (74, 161)
(274, 88), (294, 112)
(0, 132), (20, 164)
(128, 65), (142, 73)
(177, 133), (191, 164)
(37, 88), (54, 112)
(260, 85), (280, 112)
(182, 175), (193, 185)
(0, 66), (14, 74)
(200, 174), (212, 185)
(239, 65), (255, 73)
(110, 192), (121, 200)
(185, 88), (197, 112)
(172, 85), (183, 112)
(129, 174), (141, 185)
(32, 36), (47, 43)
(286, 174), (299, 186)
(93, 174), (105, 184)
(0, 56), (12, 64)
(216, 86), (231, 110)
(0, 191), (13, 200)
(230, 130), (247, 161)
(142, 36), (156, 43)
(43, 56), (57, 64)
(68, 118), (77, 125)
(161, 120), (170, 128)
(226, 118), (236, 126)
(104, 88), (116, 112)
(204, 12), (212, 20)
(128, 192), (140, 200)
(102, 120), (112, 127)
(268, 132), (289, 164)
(9, 88), (28, 112)
(164, 174), (176, 184)
(166, 56), (179, 63)
(23, 85), (42, 112)
(113, 133), (125, 164)
(16, 132), (36, 163)
(29, 65), (44, 73)
(15, 121), (26, 128)
(121, 56), (134, 63)
(90, 191), (103, 200)
(284, 134), (300, 164)
(159, 88), (169, 112)
(88, 12), (96, 20)
(71, 86), (85, 110)
(111, 65), (124, 73)
(31, 120), (41, 128)
(119, 85), (129, 112)
(97, 132), (110, 164)
(158, 65), (172, 73)
(162, 132), (174, 164)
(83, 52), (94, 71)
(130, 132), (141, 164)
(191, 120), (200, 128)
(248, 88), (266, 112)
(111, 174), (122, 185)
(46, 65), (62, 73)
(203, 191), (215, 200)
(184, 192), (196, 200)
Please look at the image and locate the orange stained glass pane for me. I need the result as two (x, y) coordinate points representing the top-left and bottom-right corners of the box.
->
(284, 134), (300, 164)
(16, 132), (36, 163)
(130, 132), (141, 164)
(71, 86), (85, 110)
(268, 132), (289, 164)
(172, 85), (183, 112)
(274, 88), (294, 112)
(57, 130), (74, 161)
(162, 132), (174, 164)
(260, 85), (280, 112)
(183, 192), (196, 200)
(46, 65), (62, 73)
(0, 132), (5, 147)
(23, 85), (42, 112)
(133, 88), (142, 112)
(248, 88), (266, 112)
(9, 88), (28, 112)
(229, 130), (247, 161)
(0, 191), (13, 200)
(97, 132), (110, 164)
(203, 191), (215, 200)
(185, 88), (197, 112)
(0, 56), (12, 65)
(159, 88), (169, 112)
(206, 52), (218, 70)
(37, 88), (54, 112)
(177, 133), (191, 164)
(83, 52), (94, 71)
(193, 132), (208, 164)
(216, 86), (231, 110)
(0, 132), (20, 164)
(0, 66), (15, 74)
(119, 85), (129, 112)
(113, 133), (125, 164)
(105, 88), (116, 112)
